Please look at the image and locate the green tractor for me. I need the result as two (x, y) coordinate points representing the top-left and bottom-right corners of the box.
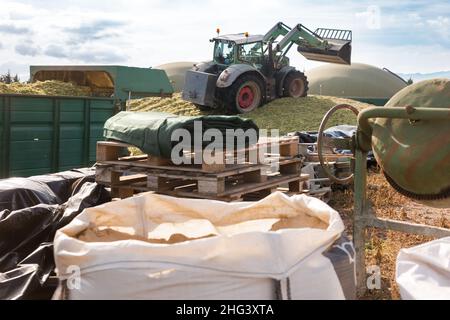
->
(182, 22), (352, 114)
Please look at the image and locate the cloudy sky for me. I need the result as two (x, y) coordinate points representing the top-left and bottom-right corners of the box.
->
(0, 0), (449, 80)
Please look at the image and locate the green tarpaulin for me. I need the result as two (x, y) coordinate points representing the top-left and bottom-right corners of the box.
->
(103, 112), (259, 158)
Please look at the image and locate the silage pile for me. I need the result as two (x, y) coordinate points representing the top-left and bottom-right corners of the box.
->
(130, 93), (215, 117)
(0, 81), (91, 96)
(130, 92), (373, 134)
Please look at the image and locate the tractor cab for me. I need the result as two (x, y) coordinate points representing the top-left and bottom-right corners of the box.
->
(213, 40), (235, 65)
(212, 34), (265, 69)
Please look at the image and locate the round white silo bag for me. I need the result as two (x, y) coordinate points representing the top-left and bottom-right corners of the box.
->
(54, 192), (354, 299)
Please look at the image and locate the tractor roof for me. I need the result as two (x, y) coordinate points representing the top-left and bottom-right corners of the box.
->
(213, 33), (264, 44)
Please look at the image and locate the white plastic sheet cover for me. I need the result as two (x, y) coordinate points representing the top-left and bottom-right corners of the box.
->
(54, 191), (348, 299)
(396, 237), (450, 300)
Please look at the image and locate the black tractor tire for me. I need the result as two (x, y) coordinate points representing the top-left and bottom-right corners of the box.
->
(224, 74), (265, 114)
(283, 71), (309, 98)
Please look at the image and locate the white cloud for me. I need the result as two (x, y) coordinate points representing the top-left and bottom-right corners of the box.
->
(15, 43), (41, 56)
(64, 19), (126, 43)
(9, 11), (33, 20)
(407, 13), (425, 27)
(0, 23), (31, 35)
(72, 47), (128, 63)
(44, 45), (68, 58)
(1, 1), (47, 20)
(427, 16), (450, 39)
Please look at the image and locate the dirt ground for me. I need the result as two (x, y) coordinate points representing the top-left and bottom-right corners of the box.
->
(329, 168), (450, 300)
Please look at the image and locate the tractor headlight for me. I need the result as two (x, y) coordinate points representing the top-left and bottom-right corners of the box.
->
(220, 70), (230, 82)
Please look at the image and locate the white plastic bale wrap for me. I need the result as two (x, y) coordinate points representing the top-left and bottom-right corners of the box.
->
(54, 192), (355, 299)
(396, 237), (450, 300)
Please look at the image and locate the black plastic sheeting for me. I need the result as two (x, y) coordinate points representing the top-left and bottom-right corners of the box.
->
(0, 170), (111, 300)
(290, 125), (357, 144)
(289, 125), (376, 164)
(0, 168), (96, 212)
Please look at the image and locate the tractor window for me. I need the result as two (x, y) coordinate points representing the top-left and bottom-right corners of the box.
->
(238, 42), (263, 65)
(214, 41), (235, 65)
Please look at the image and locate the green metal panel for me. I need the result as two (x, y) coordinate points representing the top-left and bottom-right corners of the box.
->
(1, 96), (11, 178)
(0, 94), (116, 178)
(114, 66), (174, 100)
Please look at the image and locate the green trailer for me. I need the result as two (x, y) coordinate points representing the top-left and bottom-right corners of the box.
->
(0, 65), (174, 178)
(30, 65), (174, 103)
(0, 94), (116, 178)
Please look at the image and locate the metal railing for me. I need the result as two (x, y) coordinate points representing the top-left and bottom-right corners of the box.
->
(314, 28), (352, 41)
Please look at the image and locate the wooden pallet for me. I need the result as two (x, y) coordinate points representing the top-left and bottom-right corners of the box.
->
(95, 138), (307, 201)
(97, 137), (299, 172)
(96, 158), (308, 201)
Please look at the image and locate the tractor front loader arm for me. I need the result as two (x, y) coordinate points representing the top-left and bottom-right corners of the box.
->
(262, 22), (291, 43)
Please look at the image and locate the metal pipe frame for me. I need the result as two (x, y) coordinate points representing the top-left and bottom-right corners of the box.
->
(353, 106), (450, 296)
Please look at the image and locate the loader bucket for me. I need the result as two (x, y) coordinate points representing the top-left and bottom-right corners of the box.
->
(298, 40), (352, 65)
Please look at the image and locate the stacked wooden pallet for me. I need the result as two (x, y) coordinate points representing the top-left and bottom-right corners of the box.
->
(95, 137), (309, 201)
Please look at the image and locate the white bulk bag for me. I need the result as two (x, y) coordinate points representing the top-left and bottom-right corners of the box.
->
(396, 237), (450, 300)
(54, 191), (350, 299)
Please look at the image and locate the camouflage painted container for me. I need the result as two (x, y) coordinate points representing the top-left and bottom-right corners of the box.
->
(371, 79), (450, 208)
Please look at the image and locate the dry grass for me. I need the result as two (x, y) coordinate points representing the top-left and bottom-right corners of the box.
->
(130, 93), (216, 116)
(329, 169), (450, 300)
(0, 80), (91, 96)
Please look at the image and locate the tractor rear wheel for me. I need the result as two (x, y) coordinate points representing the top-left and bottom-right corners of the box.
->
(225, 74), (264, 114)
(283, 71), (309, 98)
